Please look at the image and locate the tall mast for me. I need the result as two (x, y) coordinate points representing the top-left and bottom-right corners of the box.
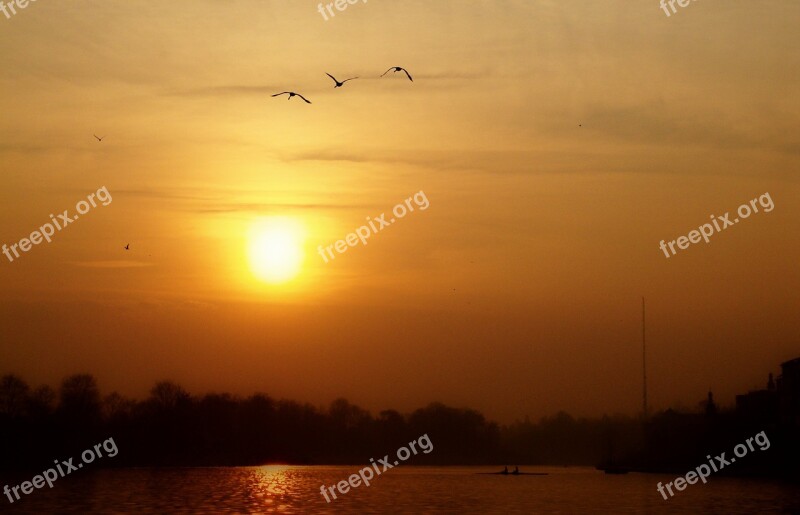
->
(642, 296), (648, 418)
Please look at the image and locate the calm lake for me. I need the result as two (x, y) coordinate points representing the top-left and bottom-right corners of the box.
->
(2, 466), (798, 514)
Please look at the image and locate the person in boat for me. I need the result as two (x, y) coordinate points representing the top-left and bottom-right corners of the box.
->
(501, 466), (508, 475)
(512, 466), (519, 475)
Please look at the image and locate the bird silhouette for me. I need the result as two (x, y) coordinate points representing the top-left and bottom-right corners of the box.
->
(94, 134), (105, 142)
(124, 244), (129, 250)
(381, 67), (413, 82)
(326, 73), (358, 88)
(271, 92), (312, 104)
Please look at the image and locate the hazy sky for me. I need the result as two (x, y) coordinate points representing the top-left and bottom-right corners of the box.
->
(1, 0), (798, 423)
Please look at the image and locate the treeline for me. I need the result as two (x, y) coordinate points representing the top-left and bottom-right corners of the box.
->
(0, 373), (645, 470)
(5, 373), (794, 476)
(1, 373), (503, 469)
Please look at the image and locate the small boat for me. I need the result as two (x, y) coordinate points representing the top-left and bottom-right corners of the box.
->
(597, 436), (630, 474)
(477, 470), (548, 476)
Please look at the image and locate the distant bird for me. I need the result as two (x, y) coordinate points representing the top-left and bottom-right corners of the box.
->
(94, 134), (105, 142)
(326, 73), (358, 88)
(124, 244), (129, 250)
(381, 67), (413, 82)
(271, 92), (312, 104)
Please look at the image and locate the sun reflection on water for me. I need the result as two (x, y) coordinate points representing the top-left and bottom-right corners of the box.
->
(250, 465), (302, 512)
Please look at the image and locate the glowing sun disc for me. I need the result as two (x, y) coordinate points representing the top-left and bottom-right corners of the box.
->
(247, 218), (305, 284)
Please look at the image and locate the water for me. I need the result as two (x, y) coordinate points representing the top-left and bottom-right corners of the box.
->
(2, 466), (798, 514)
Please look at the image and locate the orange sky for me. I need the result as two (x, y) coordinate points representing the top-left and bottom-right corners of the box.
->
(1, 0), (798, 423)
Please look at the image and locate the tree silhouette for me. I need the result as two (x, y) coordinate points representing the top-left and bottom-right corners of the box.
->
(0, 374), (30, 418)
(149, 381), (191, 411)
(58, 374), (101, 420)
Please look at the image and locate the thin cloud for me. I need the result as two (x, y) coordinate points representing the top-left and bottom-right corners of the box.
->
(165, 85), (283, 97)
(113, 188), (371, 213)
(70, 261), (154, 269)
(192, 202), (370, 214)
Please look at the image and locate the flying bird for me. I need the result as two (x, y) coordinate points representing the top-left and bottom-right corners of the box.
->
(124, 244), (129, 250)
(326, 73), (358, 88)
(271, 92), (312, 104)
(381, 67), (413, 82)
(94, 134), (105, 142)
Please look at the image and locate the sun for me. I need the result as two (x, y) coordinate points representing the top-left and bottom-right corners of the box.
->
(247, 217), (305, 284)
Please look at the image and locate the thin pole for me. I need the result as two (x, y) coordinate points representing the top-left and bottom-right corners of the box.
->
(642, 297), (647, 417)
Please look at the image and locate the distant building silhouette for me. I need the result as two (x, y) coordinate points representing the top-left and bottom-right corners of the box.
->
(778, 357), (800, 429)
(705, 391), (717, 416)
(736, 357), (800, 429)
(736, 377), (779, 424)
